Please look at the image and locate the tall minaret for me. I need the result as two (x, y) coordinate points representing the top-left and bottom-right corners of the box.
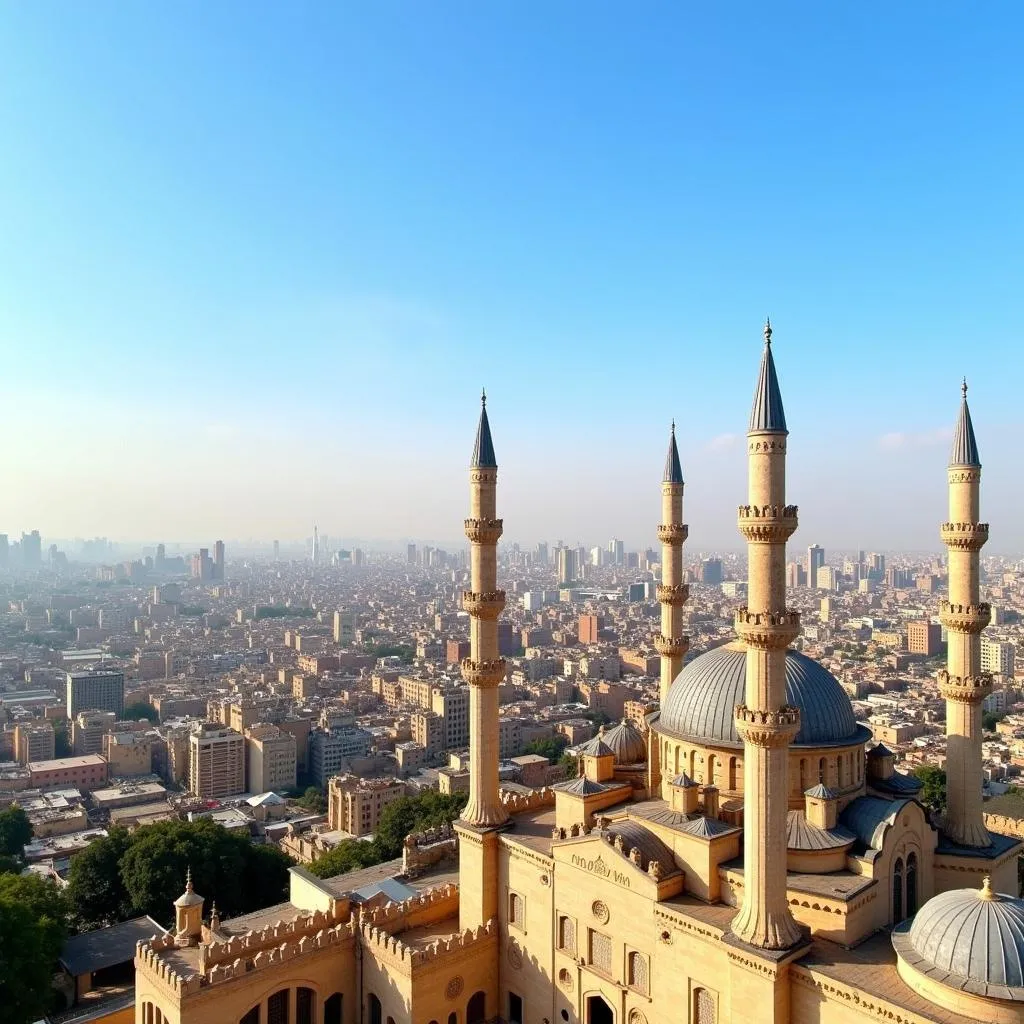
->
(939, 380), (992, 849)
(731, 321), (803, 950)
(655, 422), (689, 707)
(456, 390), (508, 930)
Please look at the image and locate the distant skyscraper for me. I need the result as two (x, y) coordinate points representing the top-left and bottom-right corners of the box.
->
(67, 669), (125, 719)
(609, 538), (625, 565)
(0, 534), (7, 566)
(407, 543), (417, 564)
(273, 539), (279, 561)
(807, 544), (825, 588)
(557, 547), (577, 585)
(535, 541), (548, 566)
(214, 540), (225, 580)
(21, 530), (42, 567)
(156, 543), (166, 570)
(698, 558), (724, 585)
(312, 525), (320, 565)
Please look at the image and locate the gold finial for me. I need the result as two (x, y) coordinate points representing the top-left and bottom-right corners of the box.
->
(764, 318), (772, 347)
(962, 377), (968, 399)
(185, 865), (193, 893)
(980, 875), (995, 900)
(671, 418), (676, 434)
(481, 387), (487, 407)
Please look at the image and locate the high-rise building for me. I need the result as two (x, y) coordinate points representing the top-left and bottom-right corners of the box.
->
(245, 723), (297, 793)
(0, 534), (8, 566)
(213, 540), (225, 580)
(578, 614), (601, 644)
(608, 538), (625, 565)
(21, 530), (42, 567)
(535, 541), (548, 566)
(14, 721), (55, 764)
(188, 724), (245, 799)
(327, 774), (405, 837)
(786, 561), (807, 588)
(273, 539), (279, 560)
(191, 548), (213, 580)
(806, 544), (825, 588)
(982, 637), (1016, 678)
(698, 557), (723, 585)
(557, 546), (577, 585)
(406, 543), (416, 564)
(72, 710), (117, 755)
(333, 610), (357, 645)
(907, 620), (942, 656)
(67, 669), (125, 719)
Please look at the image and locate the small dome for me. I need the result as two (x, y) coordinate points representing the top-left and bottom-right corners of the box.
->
(660, 642), (867, 748)
(601, 720), (646, 765)
(905, 880), (1024, 990)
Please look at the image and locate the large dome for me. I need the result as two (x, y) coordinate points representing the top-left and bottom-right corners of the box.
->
(899, 880), (1024, 992)
(659, 642), (866, 748)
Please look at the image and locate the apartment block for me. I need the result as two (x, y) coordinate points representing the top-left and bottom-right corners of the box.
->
(72, 710), (117, 756)
(66, 669), (125, 719)
(15, 721), (55, 765)
(327, 774), (405, 837)
(188, 724), (245, 799)
(245, 723), (297, 793)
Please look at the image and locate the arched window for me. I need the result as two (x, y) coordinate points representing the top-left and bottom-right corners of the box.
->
(893, 857), (904, 923)
(240, 1007), (260, 1024)
(707, 754), (717, 786)
(800, 758), (809, 791)
(387, 1018), (396, 1024)
(728, 756), (738, 790)
(818, 757), (826, 784)
(369, 994), (382, 1024)
(509, 891), (524, 928)
(907, 852), (918, 916)
(324, 994), (342, 1024)
(267, 990), (289, 1024)
(296, 988), (314, 1024)
(694, 987), (716, 1024)
(448, 1014), (457, 1024)
(628, 950), (649, 995)
(467, 991), (486, 1024)
(558, 914), (575, 954)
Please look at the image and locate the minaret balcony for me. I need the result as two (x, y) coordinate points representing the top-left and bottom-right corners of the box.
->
(737, 504), (798, 543)
(734, 607), (801, 649)
(734, 704), (801, 747)
(461, 657), (506, 688)
(939, 601), (991, 634)
(654, 633), (690, 658)
(464, 517), (503, 544)
(940, 521), (989, 551)
(937, 670), (993, 704)
(656, 583), (690, 606)
(657, 523), (689, 545)
(462, 590), (506, 619)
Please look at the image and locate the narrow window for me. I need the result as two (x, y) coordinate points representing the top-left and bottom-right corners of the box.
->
(509, 891), (524, 928)
(628, 950), (649, 995)
(694, 987), (716, 1024)
(907, 852), (918, 916)
(509, 993), (523, 1024)
(893, 857), (904, 923)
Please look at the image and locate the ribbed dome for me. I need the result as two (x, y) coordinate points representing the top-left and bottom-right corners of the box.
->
(905, 882), (1024, 989)
(601, 720), (647, 765)
(660, 642), (865, 748)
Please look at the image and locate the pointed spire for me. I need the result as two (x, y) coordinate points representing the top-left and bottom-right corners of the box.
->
(470, 389), (497, 468)
(949, 378), (980, 467)
(185, 865), (193, 893)
(748, 319), (787, 434)
(663, 420), (684, 484)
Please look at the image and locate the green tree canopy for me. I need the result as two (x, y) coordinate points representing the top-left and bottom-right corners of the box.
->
(913, 765), (947, 818)
(0, 873), (69, 968)
(523, 735), (569, 762)
(122, 701), (159, 723)
(0, 807), (32, 867)
(296, 787), (327, 813)
(0, 897), (56, 1024)
(307, 839), (381, 879)
(558, 752), (580, 779)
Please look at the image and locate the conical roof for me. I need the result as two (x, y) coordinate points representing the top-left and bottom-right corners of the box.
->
(748, 320), (787, 433)
(663, 422), (684, 484)
(471, 390), (497, 468)
(173, 868), (203, 908)
(950, 380), (980, 468)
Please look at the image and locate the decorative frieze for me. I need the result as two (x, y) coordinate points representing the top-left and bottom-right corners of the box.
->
(657, 523), (689, 545)
(460, 657), (506, 687)
(461, 590), (506, 619)
(936, 670), (993, 704)
(734, 607), (801, 648)
(463, 517), (503, 544)
(940, 521), (989, 550)
(656, 583), (690, 606)
(938, 600), (991, 634)
(654, 633), (690, 658)
(734, 705), (801, 747)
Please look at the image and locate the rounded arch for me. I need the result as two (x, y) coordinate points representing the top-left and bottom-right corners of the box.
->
(906, 850), (919, 916)
(893, 856), (904, 923)
(466, 991), (486, 1024)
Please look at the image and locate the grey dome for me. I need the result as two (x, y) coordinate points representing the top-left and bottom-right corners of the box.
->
(904, 883), (1024, 990)
(601, 720), (647, 765)
(660, 642), (866, 748)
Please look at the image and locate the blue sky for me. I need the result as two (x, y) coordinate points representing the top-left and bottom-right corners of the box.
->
(1, 4), (1022, 552)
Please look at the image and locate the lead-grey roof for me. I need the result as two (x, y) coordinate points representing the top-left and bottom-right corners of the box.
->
(556, 776), (608, 796)
(601, 720), (647, 765)
(604, 820), (681, 874)
(60, 916), (166, 976)
(901, 884), (1024, 995)
(660, 643), (867, 748)
(786, 810), (855, 851)
(839, 796), (910, 851)
(351, 876), (418, 904)
(950, 382), (981, 468)
(748, 321), (787, 433)
(471, 393), (497, 468)
(804, 783), (838, 800)
(663, 423), (684, 484)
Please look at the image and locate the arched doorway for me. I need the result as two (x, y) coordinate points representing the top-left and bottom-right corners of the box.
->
(466, 991), (486, 1024)
(586, 994), (614, 1024)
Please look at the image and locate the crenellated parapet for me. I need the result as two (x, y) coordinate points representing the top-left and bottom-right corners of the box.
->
(463, 517), (503, 544)
(940, 521), (989, 550)
(550, 824), (671, 880)
(734, 704), (801, 748)
(939, 601), (991, 634)
(654, 633), (690, 658)
(461, 590), (506, 619)
(359, 912), (497, 977)
(737, 504), (798, 543)
(460, 657), (506, 687)
(937, 670), (993, 704)
(499, 785), (556, 814)
(656, 583), (690, 606)
(734, 607), (801, 649)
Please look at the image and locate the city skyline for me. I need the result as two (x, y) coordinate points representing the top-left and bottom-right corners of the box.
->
(2, 6), (1022, 546)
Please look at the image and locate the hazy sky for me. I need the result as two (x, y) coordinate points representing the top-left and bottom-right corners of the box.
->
(1, 4), (1022, 554)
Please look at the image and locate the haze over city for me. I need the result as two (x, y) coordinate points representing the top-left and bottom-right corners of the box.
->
(1, 4), (1023, 551)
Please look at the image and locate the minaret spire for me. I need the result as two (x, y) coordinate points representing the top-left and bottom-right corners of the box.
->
(655, 421), (689, 721)
(939, 379), (991, 848)
(731, 322), (803, 950)
(456, 389), (508, 930)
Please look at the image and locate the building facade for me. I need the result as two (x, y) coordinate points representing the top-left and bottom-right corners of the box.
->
(188, 724), (245, 799)
(66, 669), (125, 719)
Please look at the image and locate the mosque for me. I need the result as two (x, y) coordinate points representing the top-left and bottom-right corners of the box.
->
(135, 324), (1024, 1024)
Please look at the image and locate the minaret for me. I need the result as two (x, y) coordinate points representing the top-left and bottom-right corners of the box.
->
(655, 422), (689, 706)
(731, 320), (803, 950)
(456, 390), (508, 930)
(939, 380), (992, 848)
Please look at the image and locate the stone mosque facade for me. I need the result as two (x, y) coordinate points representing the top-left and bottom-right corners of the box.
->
(135, 325), (1024, 1024)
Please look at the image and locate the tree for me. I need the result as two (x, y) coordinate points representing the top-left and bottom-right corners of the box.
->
(122, 701), (159, 723)
(66, 827), (133, 930)
(308, 839), (382, 879)
(0, 807), (32, 867)
(0, 873), (69, 967)
(0, 897), (55, 1024)
(913, 765), (947, 818)
(296, 787), (327, 814)
(983, 710), (1006, 732)
(523, 736), (569, 762)
(558, 752), (580, 779)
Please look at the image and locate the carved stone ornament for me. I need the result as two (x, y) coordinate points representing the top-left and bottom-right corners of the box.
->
(591, 899), (610, 925)
(507, 940), (523, 970)
(628, 1010), (648, 1024)
(445, 976), (464, 1000)
(558, 967), (573, 991)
